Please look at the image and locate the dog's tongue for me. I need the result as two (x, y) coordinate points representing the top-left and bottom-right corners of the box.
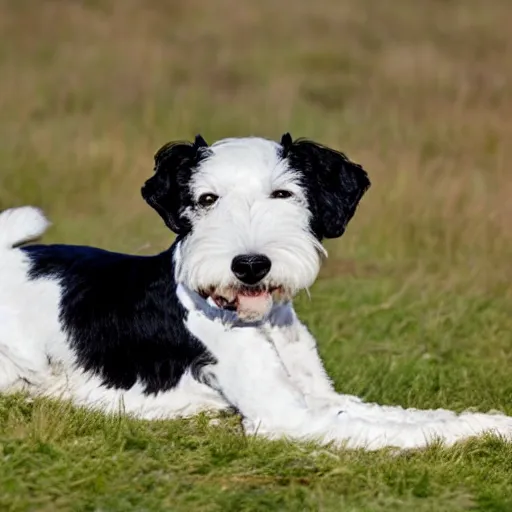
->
(237, 290), (272, 321)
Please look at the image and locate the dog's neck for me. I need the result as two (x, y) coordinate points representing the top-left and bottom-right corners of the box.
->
(176, 284), (295, 328)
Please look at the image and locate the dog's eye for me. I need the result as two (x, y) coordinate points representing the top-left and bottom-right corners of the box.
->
(197, 193), (219, 207)
(270, 190), (293, 199)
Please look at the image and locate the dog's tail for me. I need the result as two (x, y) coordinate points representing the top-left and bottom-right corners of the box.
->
(0, 206), (50, 249)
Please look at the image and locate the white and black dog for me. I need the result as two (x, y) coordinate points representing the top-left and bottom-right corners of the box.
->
(1, 134), (511, 450)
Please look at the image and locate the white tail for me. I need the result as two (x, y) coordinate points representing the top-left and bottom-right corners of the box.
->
(0, 206), (50, 249)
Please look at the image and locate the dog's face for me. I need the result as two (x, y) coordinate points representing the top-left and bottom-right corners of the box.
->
(142, 134), (370, 321)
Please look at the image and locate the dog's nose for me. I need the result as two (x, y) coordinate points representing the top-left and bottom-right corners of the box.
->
(231, 254), (271, 285)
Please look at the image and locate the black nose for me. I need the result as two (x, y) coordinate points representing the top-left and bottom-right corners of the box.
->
(231, 254), (271, 285)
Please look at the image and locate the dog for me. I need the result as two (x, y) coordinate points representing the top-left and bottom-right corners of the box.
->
(1, 133), (511, 450)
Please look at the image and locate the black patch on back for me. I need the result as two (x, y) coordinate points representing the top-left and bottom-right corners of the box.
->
(23, 243), (214, 394)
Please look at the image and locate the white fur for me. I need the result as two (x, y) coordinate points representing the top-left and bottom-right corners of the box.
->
(1, 137), (512, 451)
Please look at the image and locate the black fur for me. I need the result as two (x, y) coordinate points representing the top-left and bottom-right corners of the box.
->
(282, 135), (370, 239)
(280, 133), (293, 155)
(23, 243), (214, 394)
(141, 135), (211, 236)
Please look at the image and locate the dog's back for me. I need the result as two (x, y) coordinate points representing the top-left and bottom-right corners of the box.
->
(0, 206), (210, 397)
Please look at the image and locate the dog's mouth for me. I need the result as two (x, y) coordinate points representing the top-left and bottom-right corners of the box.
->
(199, 284), (286, 321)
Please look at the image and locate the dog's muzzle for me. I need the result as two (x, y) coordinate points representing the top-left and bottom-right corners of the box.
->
(177, 284), (295, 328)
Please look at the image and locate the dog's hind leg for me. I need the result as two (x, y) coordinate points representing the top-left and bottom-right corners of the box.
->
(0, 307), (49, 392)
(48, 369), (231, 420)
(0, 207), (53, 393)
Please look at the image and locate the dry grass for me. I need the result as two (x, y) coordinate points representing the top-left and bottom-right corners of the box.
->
(1, 1), (512, 510)
(1, 0), (511, 278)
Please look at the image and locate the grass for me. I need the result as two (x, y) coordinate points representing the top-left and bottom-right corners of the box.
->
(1, 0), (512, 510)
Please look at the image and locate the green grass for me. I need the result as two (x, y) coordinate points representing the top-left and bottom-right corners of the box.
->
(1, 0), (512, 510)
(1, 283), (512, 511)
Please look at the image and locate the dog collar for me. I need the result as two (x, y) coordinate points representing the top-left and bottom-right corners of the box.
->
(177, 284), (295, 328)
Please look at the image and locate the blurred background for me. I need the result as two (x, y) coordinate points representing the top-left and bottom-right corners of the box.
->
(0, 0), (510, 294)
(2, 4), (512, 506)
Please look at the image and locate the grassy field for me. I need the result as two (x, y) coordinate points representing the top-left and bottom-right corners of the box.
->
(1, 0), (512, 510)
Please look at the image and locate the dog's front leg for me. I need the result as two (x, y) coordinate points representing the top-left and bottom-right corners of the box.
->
(266, 316), (512, 449)
(267, 317), (363, 410)
(186, 310), (512, 449)
(184, 307), (314, 433)
(183, 308), (395, 449)
(183, 310), (370, 446)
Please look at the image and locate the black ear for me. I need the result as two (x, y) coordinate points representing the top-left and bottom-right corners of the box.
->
(141, 135), (210, 235)
(283, 136), (370, 239)
(280, 132), (293, 155)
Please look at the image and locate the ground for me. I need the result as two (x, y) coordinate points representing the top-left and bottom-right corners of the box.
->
(1, 0), (512, 510)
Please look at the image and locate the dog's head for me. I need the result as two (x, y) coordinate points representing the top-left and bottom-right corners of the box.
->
(142, 134), (370, 322)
